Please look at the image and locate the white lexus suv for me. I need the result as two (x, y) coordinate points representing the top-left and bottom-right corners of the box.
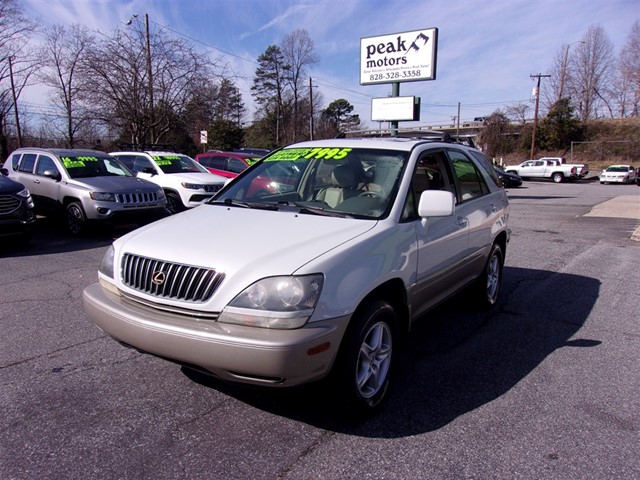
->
(110, 150), (227, 213)
(84, 135), (510, 412)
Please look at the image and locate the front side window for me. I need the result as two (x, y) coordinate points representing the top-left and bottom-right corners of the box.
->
(228, 158), (248, 174)
(35, 156), (59, 177)
(402, 150), (453, 221)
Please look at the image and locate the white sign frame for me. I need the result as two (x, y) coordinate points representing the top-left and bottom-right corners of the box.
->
(371, 96), (418, 122)
(360, 28), (438, 86)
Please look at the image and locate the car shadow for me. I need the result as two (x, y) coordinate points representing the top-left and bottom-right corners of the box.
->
(0, 217), (141, 257)
(182, 266), (600, 438)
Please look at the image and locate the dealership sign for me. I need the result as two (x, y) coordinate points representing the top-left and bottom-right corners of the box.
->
(360, 28), (438, 86)
(371, 96), (420, 122)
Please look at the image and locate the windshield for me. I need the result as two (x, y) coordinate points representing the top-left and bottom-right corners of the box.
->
(606, 166), (629, 172)
(152, 154), (209, 174)
(214, 146), (408, 219)
(62, 155), (134, 179)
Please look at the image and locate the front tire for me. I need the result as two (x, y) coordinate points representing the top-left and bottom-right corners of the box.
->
(333, 301), (396, 412)
(66, 201), (87, 235)
(166, 193), (184, 214)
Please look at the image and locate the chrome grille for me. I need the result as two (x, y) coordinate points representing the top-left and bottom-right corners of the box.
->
(0, 195), (21, 215)
(116, 192), (159, 205)
(121, 254), (224, 302)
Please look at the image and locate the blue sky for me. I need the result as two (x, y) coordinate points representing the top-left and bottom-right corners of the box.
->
(22, 0), (639, 128)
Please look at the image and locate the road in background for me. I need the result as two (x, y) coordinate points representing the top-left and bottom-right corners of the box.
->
(1, 181), (639, 480)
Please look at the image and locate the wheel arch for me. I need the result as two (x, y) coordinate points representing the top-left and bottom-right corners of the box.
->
(349, 278), (410, 343)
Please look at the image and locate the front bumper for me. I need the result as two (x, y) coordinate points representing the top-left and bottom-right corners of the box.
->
(82, 283), (348, 386)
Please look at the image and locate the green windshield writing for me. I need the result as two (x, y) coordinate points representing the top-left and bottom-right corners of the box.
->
(266, 147), (352, 162)
(152, 155), (180, 166)
(61, 156), (98, 168)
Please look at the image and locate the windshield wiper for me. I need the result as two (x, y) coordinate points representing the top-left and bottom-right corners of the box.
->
(283, 201), (353, 218)
(209, 198), (277, 210)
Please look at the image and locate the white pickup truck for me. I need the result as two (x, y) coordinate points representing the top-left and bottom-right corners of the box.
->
(505, 157), (589, 183)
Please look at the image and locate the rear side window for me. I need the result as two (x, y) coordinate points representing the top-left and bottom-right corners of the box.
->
(469, 150), (500, 187)
(11, 153), (21, 170)
(447, 150), (489, 202)
(18, 153), (37, 173)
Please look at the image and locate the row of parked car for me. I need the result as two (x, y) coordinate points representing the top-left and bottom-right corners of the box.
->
(0, 148), (267, 241)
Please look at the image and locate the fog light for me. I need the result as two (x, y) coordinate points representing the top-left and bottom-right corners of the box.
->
(97, 207), (110, 215)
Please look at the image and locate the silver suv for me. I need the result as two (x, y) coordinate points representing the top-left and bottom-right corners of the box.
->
(5, 148), (167, 234)
(83, 136), (510, 412)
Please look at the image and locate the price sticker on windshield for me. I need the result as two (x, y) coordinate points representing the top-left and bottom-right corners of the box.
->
(267, 147), (352, 161)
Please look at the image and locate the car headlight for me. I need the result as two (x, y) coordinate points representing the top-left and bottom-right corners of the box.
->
(17, 188), (34, 207)
(90, 192), (117, 201)
(98, 245), (115, 279)
(218, 274), (323, 329)
(181, 182), (205, 190)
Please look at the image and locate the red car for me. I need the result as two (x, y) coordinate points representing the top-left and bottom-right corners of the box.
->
(194, 152), (259, 178)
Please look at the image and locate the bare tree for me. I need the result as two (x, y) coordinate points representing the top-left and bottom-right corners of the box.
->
(280, 29), (319, 142)
(0, 0), (38, 155)
(568, 25), (615, 121)
(616, 21), (640, 117)
(80, 20), (221, 145)
(40, 24), (94, 148)
(504, 104), (530, 124)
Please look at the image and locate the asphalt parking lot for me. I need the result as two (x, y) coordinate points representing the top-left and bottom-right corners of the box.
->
(1, 181), (639, 480)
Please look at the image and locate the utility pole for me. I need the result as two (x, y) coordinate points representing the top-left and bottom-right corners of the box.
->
(530, 73), (550, 159)
(145, 13), (155, 143)
(309, 77), (314, 140)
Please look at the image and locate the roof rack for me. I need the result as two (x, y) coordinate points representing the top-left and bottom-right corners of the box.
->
(340, 127), (477, 148)
(117, 143), (175, 152)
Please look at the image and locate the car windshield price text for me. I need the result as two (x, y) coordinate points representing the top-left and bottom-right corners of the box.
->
(267, 147), (352, 162)
(61, 156), (98, 168)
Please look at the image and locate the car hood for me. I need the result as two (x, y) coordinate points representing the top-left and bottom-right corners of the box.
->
(0, 174), (25, 194)
(115, 204), (376, 283)
(68, 176), (160, 193)
(162, 172), (226, 184)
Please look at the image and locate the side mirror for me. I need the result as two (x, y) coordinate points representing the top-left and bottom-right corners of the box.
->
(0, 167), (8, 176)
(43, 169), (62, 181)
(418, 190), (455, 218)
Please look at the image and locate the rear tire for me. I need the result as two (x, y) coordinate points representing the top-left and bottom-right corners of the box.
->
(474, 243), (504, 309)
(333, 300), (396, 413)
(552, 172), (564, 183)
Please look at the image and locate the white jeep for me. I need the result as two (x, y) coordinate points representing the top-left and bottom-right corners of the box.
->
(84, 136), (510, 412)
(110, 150), (227, 213)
